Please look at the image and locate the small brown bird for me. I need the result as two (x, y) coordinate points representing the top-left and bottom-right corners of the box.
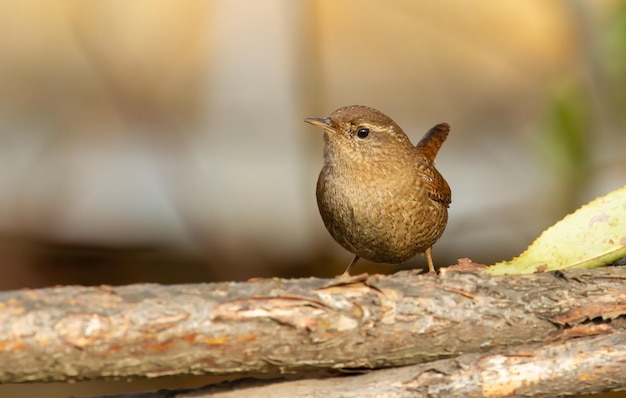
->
(305, 105), (451, 275)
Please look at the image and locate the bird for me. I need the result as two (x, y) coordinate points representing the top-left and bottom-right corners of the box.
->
(304, 105), (451, 275)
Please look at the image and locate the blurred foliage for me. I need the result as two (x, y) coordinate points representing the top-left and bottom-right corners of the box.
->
(539, 1), (626, 213)
(602, 1), (626, 117)
(540, 84), (592, 211)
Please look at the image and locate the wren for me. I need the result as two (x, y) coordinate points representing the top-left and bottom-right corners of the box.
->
(305, 105), (451, 275)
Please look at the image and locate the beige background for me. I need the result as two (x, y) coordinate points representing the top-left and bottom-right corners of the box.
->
(0, 1), (625, 396)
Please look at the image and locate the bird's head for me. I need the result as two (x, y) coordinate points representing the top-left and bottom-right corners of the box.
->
(304, 105), (414, 165)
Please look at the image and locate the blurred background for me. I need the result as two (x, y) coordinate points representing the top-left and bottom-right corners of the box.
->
(0, 0), (625, 288)
(0, 1), (625, 395)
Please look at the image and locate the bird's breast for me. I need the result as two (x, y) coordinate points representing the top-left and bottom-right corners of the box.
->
(316, 161), (447, 263)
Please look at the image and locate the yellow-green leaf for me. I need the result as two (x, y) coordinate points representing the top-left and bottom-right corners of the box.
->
(487, 185), (626, 275)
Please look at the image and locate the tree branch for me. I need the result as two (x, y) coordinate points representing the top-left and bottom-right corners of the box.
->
(1, 261), (626, 385)
(94, 324), (626, 397)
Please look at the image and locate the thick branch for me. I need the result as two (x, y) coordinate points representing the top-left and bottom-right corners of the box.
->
(95, 324), (626, 398)
(2, 262), (626, 383)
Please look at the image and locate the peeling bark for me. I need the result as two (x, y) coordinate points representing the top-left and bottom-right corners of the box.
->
(93, 325), (626, 398)
(1, 261), (626, 386)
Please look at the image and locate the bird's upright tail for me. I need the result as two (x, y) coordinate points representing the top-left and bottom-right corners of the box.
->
(415, 123), (450, 162)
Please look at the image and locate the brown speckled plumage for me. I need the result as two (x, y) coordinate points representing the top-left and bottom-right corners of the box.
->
(305, 105), (451, 275)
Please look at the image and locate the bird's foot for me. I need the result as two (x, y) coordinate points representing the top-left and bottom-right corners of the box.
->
(335, 271), (369, 284)
(319, 272), (370, 289)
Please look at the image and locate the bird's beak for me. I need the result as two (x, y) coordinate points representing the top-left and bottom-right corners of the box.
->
(304, 118), (333, 129)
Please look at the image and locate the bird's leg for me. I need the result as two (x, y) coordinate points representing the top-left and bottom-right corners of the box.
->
(341, 255), (360, 276)
(323, 255), (368, 287)
(425, 247), (437, 274)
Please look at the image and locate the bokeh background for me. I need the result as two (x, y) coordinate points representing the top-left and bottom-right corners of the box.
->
(0, 1), (625, 396)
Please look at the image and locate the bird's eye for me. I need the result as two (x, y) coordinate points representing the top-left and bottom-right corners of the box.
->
(357, 127), (370, 138)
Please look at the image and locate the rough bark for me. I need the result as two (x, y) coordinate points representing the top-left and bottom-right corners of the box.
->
(94, 325), (626, 398)
(1, 261), (626, 386)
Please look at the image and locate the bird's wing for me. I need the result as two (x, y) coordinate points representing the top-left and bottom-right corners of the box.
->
(417, 161), (451, 206)
(415, 122), (451, 206)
